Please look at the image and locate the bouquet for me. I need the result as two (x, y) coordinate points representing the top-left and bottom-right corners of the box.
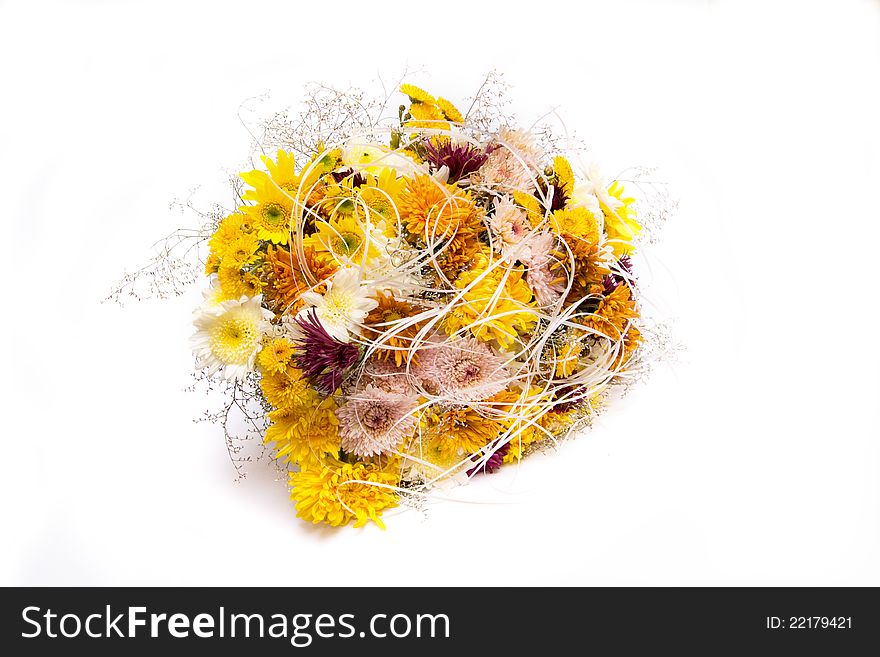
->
(183, 79), (659, 529)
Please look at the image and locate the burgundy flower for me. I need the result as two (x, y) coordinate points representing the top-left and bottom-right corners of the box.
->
(422, 139), (491, 183)
(603, 256), (635, 295)
(293, 309), (360, 393)
(330, 168), (367, 187)
(551, 385), (587, 414)
(467, 441), (511, 476)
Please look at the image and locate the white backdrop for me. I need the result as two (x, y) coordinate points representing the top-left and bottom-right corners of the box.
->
(2, 0), (878, 586)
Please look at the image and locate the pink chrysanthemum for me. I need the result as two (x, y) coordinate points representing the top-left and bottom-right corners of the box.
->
(474, 127), (542, 192)
(489, 195), (532, 260)
(416, 337), (510, 401)
(336, 385), (419, 457)
(361, 356), (419, 394)
(521, 231), (565, 307)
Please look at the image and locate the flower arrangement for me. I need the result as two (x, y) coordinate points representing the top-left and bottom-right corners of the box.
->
(183, 78), (662, 529)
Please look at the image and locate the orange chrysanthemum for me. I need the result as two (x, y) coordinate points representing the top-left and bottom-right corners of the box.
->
(363, 291), (429, 366)
(262, 244), (338, 313)
(398, 175), (482, 244)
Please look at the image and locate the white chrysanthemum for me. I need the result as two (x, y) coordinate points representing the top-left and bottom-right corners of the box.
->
(361, 238), (422, 293)
(191, 294), (273, 380)
(299, 267), (379, 342)
(582, 165), (621, 214)
(201, 274), (224, 307)
(342, 142), (423, 177)
(570, 180), (605, 225)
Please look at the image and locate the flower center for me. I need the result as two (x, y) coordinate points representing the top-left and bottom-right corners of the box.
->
(261, 203), (286, 227)
(209, 317), (257, 364)
(362, 402), (393, 433)
(333, 232), (362, 256)
(451, 357), (482, 385)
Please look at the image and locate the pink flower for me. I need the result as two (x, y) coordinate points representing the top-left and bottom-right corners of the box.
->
(474, 128), (542, 192)
(415, 337), (510, 402)
(361, 356), (418, 394)
(522, 231), (565, 307)
(489, 195), (532, 260)
(336, 385), (419, 457)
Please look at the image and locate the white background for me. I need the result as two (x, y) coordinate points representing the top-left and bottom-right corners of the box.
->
(2, 0), (878, 586)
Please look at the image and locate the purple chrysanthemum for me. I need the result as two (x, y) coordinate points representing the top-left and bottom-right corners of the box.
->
(467, 441), (510, 476)
(423, 139), (491, 183)
(603, 256), (635, 295)
(293, 309), (360, 393)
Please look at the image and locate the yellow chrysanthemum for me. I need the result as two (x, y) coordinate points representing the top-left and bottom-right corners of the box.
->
(217, 263), (263, 300)
(513, 191), (547, 228)
(208, 213), (255, 261)
(423, 405), (501, 460)
(204, 251), (221, 275)
(436, 97), (464, 123)
(554, 340), (583, 378)
(289, 458), (399, 529)
(601, 181), (640, 257)
(402, 436), (467, 481)
(259, 366), (313, 409)
(400, 83), (436, 105)
(445, 251), (538, 348)
(215, 233), (260, 268)
(257, 337), (296, 375)
(550, 206), (600, 243)
(484, 388), (549, 463)
(553, 156), (575, 197)
(264, 396), (340, 466)
(408, 102), (445, 122)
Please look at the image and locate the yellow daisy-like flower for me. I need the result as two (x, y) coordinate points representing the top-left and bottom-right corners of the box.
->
(402, 436), (468, 481)
(264, 396), (340, 466)
(208, 213), (255, 261)
(601, 181), (640, 257)
(408, 102), (445, 122)
(359, 169), (406, 228)
(304, 213), (384, 265)
(289, 458), (399, 529)
(513, 191), (547, 228)
(217, 263), (263, 300)
(256, 337), (296, 375)
(259, 366), (313, 409)
(241, 149), (299, 198)
(241, 183), (293, 245)
(445, 251), (538, 349)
